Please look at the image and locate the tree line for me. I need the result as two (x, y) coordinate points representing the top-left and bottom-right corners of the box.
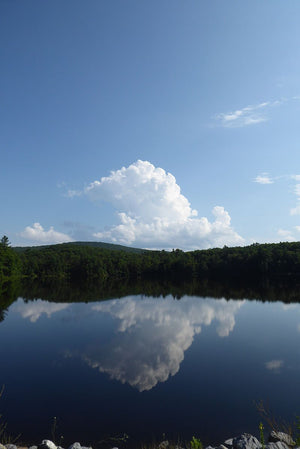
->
(2, 236), (300, 282)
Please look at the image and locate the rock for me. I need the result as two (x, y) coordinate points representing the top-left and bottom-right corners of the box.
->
(68, 444), (81, 449)
(5, 445), (18, 449)
(0, 444), (7, 449)
(158, 442), (169, 449)
(266, 443), (290, 449)
(224, 440), (234, 448)
(268, 432), (295, 447)
(28, 446), (38, 449)
(232, 434), (262, 449)
(38, 441), (57, 449)
(67, 444), (92, 449)
(205, 446), (216, 449)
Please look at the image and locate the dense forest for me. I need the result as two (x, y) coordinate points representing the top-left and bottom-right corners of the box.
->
(2, 236), (300, 283)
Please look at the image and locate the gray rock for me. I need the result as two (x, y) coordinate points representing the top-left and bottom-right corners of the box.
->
(39, 441), (57, 449)
(224, 440), (234, 448)
(158, 442), (169, 449)
(205, 446), (216, 449)
(29, 446), (38, 449)
(0, 444), (7, 449)
(68, 444), (81, 449)
(266, 443), (289, 449)
(232, 434), (262, 449)
(5, 445), (18, 449)
(268, 432), (295, 447)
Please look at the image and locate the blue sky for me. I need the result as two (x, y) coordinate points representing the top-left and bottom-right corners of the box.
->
(1, 0), (300, 249)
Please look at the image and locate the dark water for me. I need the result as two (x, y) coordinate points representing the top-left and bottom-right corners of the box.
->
(1, 281), (300, 447)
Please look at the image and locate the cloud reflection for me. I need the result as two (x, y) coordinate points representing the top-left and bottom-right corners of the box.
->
(13, 298), (70, 322)
(78, 296), (245, 391)
(265, 360), (284, 371)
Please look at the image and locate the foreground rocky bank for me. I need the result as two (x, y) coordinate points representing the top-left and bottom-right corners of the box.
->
(1, 431), (299, 449)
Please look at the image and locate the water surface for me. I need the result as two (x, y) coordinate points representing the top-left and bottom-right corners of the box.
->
(1, 285), (300, 447)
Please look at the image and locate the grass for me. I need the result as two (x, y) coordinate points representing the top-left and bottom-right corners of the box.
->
(0, 386), (20, 445)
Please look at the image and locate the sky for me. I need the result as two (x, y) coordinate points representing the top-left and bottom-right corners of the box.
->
(1, 0), (300, 250)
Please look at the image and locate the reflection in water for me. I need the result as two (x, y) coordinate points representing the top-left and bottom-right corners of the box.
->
(13, 298), (70, 322)
(265, 359), (284, 371)
(10, 295), (244, 391)
(82, 296), (244, 391)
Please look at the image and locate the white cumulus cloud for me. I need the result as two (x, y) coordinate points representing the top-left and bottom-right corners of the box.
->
(83, 160), (244, 250)
(20, 222), (73, 244)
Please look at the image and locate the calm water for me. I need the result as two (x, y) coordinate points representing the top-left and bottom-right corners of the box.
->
(1, 285), (300, 447)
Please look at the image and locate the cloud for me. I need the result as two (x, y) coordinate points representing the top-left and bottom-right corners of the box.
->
(277, 229), (296, 242)
(254, 173), (274, 184)
(12, 298), (70, 323)
(290, 182), (300, 216)
(215, 101), (277, 128)
(73, 296), (244, 391)
(265, 360), (284, 371)
(20, 222), (73, 244)
(83, 160), (244, 250)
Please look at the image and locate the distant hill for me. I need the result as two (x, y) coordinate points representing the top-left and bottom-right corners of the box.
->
(13, 241), (148, 254)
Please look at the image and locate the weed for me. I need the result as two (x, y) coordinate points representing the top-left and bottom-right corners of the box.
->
(0, 386), (20, 444)
(255, 400), (292, 436)
(294, 416), (300, 446)
(190, 436), (202, 449)
(259, 422), (265, 449)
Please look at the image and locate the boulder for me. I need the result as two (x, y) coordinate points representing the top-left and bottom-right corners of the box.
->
(266, 443), (290, 449)
(5, 445), (18, 449)
(158, 442), (169, 449)
(38, 441), (57, 449)
(268, 432), (295, 447)
(68, 444), (92, 449)
(224, 440), (234, 448)
(68, 444), (81, 449)
(232, 434), (262, 449)
(0, 444), (7, 449)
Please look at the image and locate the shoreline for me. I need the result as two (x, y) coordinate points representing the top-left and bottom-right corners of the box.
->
(1, 430), (299, 449)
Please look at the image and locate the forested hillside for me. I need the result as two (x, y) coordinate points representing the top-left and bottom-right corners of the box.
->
(2, 237), (300, 282)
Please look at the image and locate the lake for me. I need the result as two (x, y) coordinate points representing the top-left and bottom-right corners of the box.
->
(1, 280), (300, 448)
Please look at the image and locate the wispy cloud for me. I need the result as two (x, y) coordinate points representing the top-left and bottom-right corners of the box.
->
(254, 172), (300, 242)
(254, 173), (274, 184)
(215, 99), (286, 128)
(277, 229), (295, 242)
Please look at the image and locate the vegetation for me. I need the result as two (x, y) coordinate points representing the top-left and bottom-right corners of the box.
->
(4, 237), (300, 284)
(190, 436), (203, 449)
(0, 236), (20, 281)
